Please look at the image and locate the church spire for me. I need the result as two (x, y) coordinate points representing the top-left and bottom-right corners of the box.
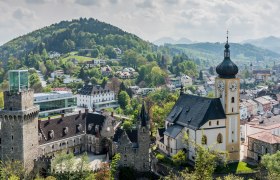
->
(139, 101), (149, 126)
(224, 30), (230, 58)
(216, 31), (238, 79)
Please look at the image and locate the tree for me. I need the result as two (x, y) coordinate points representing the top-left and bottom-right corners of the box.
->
(7, 56), (20, 70)
(0, 92), (4, 109)
(150, 66), (166, 87)
(39, 62), (47, 76)
(91, 48), (99, 58)
(118, 91), (130, 109)
(172, 150), (187, 166)
(95, 163), (110, 180)
(123, 120), (133, 130)
(261, 151), (280, 179)
(110, 153), (121, 180)
(104, 46), (117, 59)
(77, 152), (89, 172)
(0, 160), (26, 179)
(45, 60), (56, 73)
(101, 78), (108, 88)
(29, 72), (42, 93)
(62, 39), (75, 53)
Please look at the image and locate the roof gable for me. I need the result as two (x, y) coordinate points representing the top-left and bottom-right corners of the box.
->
(167, 94), (226, 130)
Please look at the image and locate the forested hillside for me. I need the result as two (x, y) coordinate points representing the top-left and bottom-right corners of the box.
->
(0, 18), (153, 63)
(166, 42), (280, 66)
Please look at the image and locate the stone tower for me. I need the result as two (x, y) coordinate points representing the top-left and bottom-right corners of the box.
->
(136, 102), (150, 171)
(0, 70), (39, 172)
(215, 34), (240, 161)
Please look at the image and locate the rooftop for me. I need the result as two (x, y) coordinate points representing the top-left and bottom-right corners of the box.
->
(248, 131), (280, 144)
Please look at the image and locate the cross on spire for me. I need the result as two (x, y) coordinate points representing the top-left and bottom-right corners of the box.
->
(226, 30), (229, 44)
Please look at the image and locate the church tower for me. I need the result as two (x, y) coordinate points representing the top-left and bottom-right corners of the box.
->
(137, 102), (150, 171)
(215, 34), (240, 161)
(0, 70), (39, 172)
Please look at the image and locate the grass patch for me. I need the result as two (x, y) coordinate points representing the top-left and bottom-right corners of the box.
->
(215, 161), (257, 174)
(61, 55), (93, 63)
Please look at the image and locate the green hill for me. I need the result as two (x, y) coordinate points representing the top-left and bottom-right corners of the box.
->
(166, 42), (280, 66)
(0, 18), (153, 63)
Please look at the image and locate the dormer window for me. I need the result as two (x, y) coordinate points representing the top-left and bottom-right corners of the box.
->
(48, 130), (54, 139)
(88, 124), (93, 131)
(63, 127), (69, 136)
(76, 124), (82, 133)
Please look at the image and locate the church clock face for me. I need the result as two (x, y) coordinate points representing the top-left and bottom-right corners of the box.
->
(229, 81), (237, 92)
(217, 81), (225, 92)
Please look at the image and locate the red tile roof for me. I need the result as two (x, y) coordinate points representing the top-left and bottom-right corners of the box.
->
(248, 131), (280, 144)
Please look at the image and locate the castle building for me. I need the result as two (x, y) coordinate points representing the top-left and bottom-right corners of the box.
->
(0, 70), (150, 173)
(156, 35), (240, 161)
(112, 102), (150, 172)
(0, 70), (116, 172)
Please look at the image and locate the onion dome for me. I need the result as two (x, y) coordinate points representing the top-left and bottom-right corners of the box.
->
(216, 32), (238, 78)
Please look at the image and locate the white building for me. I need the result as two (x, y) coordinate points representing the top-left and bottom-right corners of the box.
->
(156, 39), (240, 161)
(51, 70), (64, 78)
(63, 75), (82, 84)
(76, 84), (119, 110)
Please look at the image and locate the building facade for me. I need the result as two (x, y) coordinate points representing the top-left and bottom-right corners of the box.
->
(76, 84), (118, 110)
(34, 91), (77, 117)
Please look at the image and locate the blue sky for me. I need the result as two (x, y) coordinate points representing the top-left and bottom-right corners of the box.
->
(0, 0), (279, 45)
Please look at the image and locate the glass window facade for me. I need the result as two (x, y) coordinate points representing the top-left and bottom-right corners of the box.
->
(9, 70), (29, 92)
(36, 98), (77, 112)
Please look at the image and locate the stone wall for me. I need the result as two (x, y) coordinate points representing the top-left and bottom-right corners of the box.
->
(247, 136), (280, 161)
(4, 90), (34, 111)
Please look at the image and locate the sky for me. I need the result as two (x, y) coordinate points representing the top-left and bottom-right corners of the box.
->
(0, 0), (280, 45)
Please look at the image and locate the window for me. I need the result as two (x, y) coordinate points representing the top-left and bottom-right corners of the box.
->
(232, 108), (234, 112)
(209, 121), (211, 126)
(231, 97), (234, 103)
(217, 133), (222, 143)
(217, 121), (219, 125)
(12, 135), (13, 140)
(202, 135), (207, 145)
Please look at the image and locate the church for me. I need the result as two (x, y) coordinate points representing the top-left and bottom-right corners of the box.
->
(156, 36), (240, 161)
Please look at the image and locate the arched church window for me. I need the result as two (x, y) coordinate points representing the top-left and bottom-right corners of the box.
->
(201, 135), (207, 145)
(217, 133), (222, 143)
(231, 97), (235, 103)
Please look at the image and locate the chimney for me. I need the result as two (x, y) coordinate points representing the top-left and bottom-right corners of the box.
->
(85, 108), (89, 114)
(111, 111), (114, 117)
(61, 113), (64, 118)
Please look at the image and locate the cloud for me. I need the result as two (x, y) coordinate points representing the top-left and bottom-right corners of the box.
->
(109, 0), (120, 4)
(13, 8), (35, 20)
(25, 0), (46, 4)
(75, 0), (100, 6)
(135, 0), (155, 9)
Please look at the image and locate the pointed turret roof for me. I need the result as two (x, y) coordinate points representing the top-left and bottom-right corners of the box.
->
(139, 101), (149, 126)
